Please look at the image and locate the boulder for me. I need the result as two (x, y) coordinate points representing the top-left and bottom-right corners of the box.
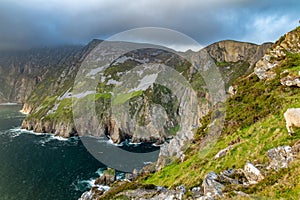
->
(202, 172), (224, 198)
(280, 75), (300, 87)
(243, 162), (264, 184)
(267, 146), (294, 170)
(191, 187), (202, 198)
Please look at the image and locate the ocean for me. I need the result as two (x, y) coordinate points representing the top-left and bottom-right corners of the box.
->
(0, 105), (159, 200)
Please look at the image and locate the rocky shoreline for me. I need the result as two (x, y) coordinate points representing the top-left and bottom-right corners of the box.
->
(78, 141), (300, 200)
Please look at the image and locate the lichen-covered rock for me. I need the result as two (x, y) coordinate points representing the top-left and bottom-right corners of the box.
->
(280, 75), (300, 87)
(202, 172), (225, 198)
(243, 162), (264, 184)
(78, 187), (105, 200)
(267, 146), (294, 170)
(254, 27), (300, 80)
(119, 185), (186, 200)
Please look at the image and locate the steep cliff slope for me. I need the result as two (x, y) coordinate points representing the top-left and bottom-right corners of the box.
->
(94, 26), (300, 200)
(20, 40), (271, 143)
(0, 46), (83, 104)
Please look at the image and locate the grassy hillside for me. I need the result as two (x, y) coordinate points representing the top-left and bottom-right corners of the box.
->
(101, 30), (300, 199)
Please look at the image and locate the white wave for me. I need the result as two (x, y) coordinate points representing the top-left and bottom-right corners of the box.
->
(152, 143), (163, 147)
(106, 136), (124, 146)
(10, 128), (77, 144)
(0, 103), (19, 105)
(76, 177), (110, 191)
(50, 135), (69, 141)
(10, 131), (22, 138)
(116, 173), (125, 180)
(143, 161), (153, 165)
(128, 141), (142, 146)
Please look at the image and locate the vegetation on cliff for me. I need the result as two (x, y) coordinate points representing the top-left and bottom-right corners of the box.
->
(98, 27), (300, 199)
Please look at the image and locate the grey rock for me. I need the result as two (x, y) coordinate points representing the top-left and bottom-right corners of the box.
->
(267, 146), (294, 171)
(243, 162), (264, 184)
(202, 172), (224, 198)
(191, 187), (202, 198)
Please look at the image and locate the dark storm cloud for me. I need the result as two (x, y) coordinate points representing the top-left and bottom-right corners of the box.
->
(0, 0), (299, 50)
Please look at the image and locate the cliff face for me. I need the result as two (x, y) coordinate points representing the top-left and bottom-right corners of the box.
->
(18, 40), (271, 141)
(254, 27), (300, 80)
(206, 40), (272, 67)
(93, 26), (300, 200)
(14, 40), (271, 171)
(0, 46), (83, 104)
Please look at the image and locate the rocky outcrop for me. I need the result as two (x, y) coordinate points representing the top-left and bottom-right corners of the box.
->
(254, 26), (300, 80)
(94, 168), (116, 186)
(206, 40), (272, 67)
(0, 46), (83, 104)
(21, 119), (77, 137)
(117, 185), (186, 200)
(192, 143), (299, 199)
(20, 103), (32, 114)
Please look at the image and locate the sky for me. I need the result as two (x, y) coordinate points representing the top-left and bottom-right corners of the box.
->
(0, 0), (299, 51)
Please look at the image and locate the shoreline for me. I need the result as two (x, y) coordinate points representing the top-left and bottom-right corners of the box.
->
(0, 102), (19, 106)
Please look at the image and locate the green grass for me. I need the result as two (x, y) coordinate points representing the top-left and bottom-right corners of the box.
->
(216, 61), (230, 67)
(113, 90), (143, 105)
(44, 98), (73, 122)
(140, 54), (300, 199)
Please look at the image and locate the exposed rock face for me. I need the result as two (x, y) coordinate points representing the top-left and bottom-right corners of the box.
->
(94, 168), (116, 186)
(267, 146), (294, 170)
(21, 119), (77, 137)
(20, 40), (101, 136)
(19, 103), (31, 114)
(206, 40), (272, 67)
(17, 39), (270, 142)
(254, 27), (300, 80)
(78, 187), (106, 200)
(0, 46), (83, 104)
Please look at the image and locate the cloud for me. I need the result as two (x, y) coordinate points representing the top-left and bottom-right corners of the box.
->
(0, 0), (299, 50)
(243, 15), (299, 44)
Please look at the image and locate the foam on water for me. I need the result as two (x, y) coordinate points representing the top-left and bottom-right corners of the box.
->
(74, 167), (115, 192)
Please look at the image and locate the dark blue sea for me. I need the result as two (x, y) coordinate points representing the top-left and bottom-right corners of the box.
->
(0, 105), (159, 200)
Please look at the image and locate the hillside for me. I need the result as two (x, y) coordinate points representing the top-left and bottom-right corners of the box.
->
(20, 40), (270, 143)
(82, 27), (300, 199)
(0, 46), (83, 103)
